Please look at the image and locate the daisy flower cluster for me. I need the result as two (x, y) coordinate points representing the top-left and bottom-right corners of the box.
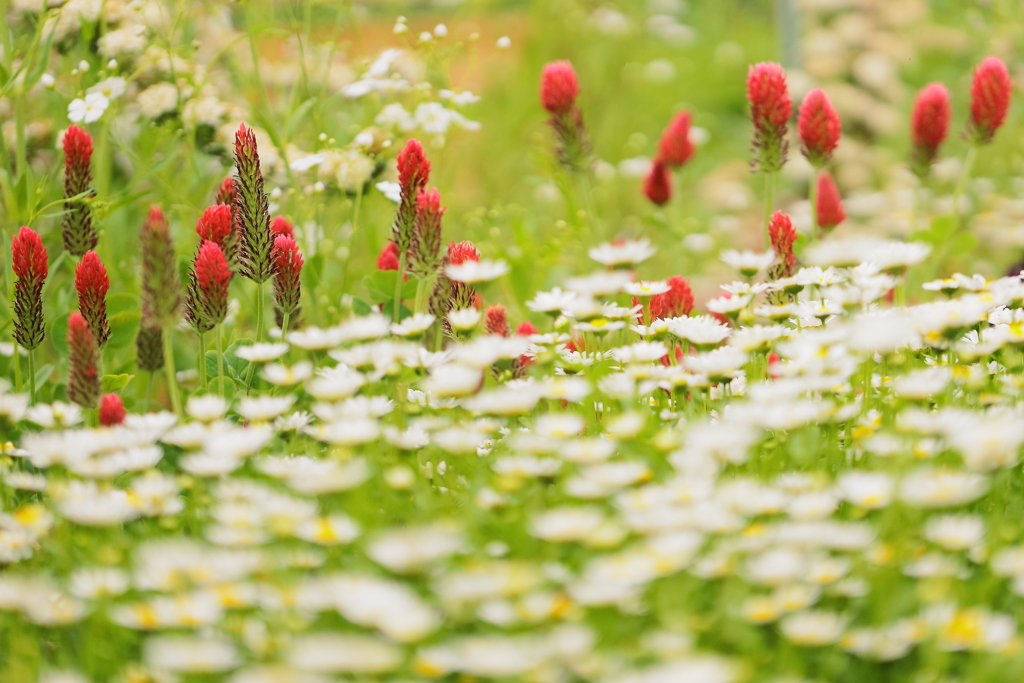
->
(7, 226), (1024, 680)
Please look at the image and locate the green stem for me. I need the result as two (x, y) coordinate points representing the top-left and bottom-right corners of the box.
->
(763, 171), (776, 249)
(216, 326), (225, 400)
(951, 146), (977, 226)
(280, 311), (291, 340)
(393, 251), (407, 323)
(13, 92), (29, 223)
(27, 348), (35, 404)
(808, 170), (819, 243)
(199, 331), (207, 390)
(244, 281), (265, 393)
(413, 277), (428, 316)
(161, 329), (183, 419)
(11, 339), (21, 394)
(577, 172), (600, 237)
(338, 186), (364, 302)
(143, 370), (153, 411)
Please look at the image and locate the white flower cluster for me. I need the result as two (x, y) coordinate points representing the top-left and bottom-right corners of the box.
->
(5, 235), (1024, 678)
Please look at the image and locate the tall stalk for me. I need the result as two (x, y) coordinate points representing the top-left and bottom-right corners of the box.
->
(763, 172), (776, 249)
(161, 330), (183, 419)
(244, 281), (264, 392)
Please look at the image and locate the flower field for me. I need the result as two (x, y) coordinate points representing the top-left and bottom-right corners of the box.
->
(3, 1), (1024, 682)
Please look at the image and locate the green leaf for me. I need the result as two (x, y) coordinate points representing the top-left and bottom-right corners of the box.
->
(352, 298), (373, 316)
(284, 98), (318, 140)
(106, 293), (140, 316)
(224, 339), (254, 380)
(365, 270), (418, 302)
(930, 215), (957, 240)
(365, 270), (397, 301)
(204, 376), (238, 400)
(33, 363), (54, 391)
(204, 351), (238, 398)
(949, 231), (977, 255)
(50, 314), (69, 356)
(101, 373), (134, 393)
(303, 251), (324, 292)
(107, 310), (141, 350)
(381, 300), (412, 321)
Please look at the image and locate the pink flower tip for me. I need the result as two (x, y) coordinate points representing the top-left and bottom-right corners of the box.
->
(658, 111), (695, 167)
(643, 160), (672, 206)
(816, 171), (846, 231)
(969, 56), (1012, 144)
(98, 393), (126, 427)
(11, 226), (48, 283)
(540, 61), (580, 116)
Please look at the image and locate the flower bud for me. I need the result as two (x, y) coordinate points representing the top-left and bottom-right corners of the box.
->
(99, 393), (126, 426)
(75, 250), (111, 347)
(196, 204), (233, 246)
(658, 111), (695, 167)
(62, 125), (97, 256)
(768, 211), (797, 279)
(393, 140), (431, 257)
(135, 324), (164, 372)
(910, 83), (951, 177)
(798, 89), (841, 167)
(270, 216), (295, 239)
(650, 276), (694, 319)
(11, 226), (47, 351)
(485, 304), (510, 337)
(644, 160), (672, 206)
(378, 242), (400, 271)
(186, 241), (231, 334)
(816, 171), (846, 232)
(968, 56), (1012, 145)
(409, 188), (445, 278)
(233, 122), (274, 282)
(67, 312), (100, 409)
(540, 61), (580, 116)
(272, 235), (303, 318)
(747, 62), (792, 173)
(139, 205), (182, 330)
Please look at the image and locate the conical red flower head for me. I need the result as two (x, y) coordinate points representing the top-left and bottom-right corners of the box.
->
(540, 61), (580, 116)
(658, 111), (695, 167)
(769, 211), (797, 269)
(912, 83), (951, 151)
(644, 159), (672, 206)
(272, 234), (303, 317)
(195, 241), (232, 303)
(747, 62), (792, 173)
(798, 89), (841, 167)
(650, 275), (695, 320)
(748, 62), (792, 132)
(816, 171), (846, 231)
(378, 242), (400, 271)
(270, 216), (295, 239)
(11, 226), (47, 284)
(196, 204), (233, 245)
(98, 393), (126, 427)
(63, 125), (94, 170)
(397, 139), (430, 195)
(485, 304), (510, 337)
(969, 56), (1012, 145)
(448, 241), (480, 266)
(11, 226), (48, 351)
(75, 250), (111, 346)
